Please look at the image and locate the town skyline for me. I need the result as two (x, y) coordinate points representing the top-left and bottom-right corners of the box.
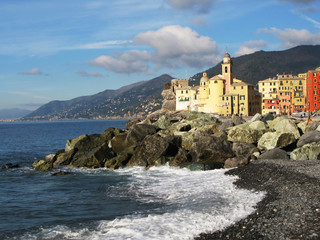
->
(1, 0), (320, 111)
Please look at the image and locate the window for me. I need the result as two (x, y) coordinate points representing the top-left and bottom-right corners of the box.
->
(186, 90), (188, 94)
(299, 81), (302, 85)
(315, 79), (317, 83)
(262, 83), (265, 86)
(181, 90), (183, 94)
(241, 86), (243, 89)
(214, 80), (218, 83)
(240, 95), (245, 100)
(222, 97), (224, 101)
(234, 86), (236, 90)
(226, 97), (229, 100)
(225, 66), (228, 73)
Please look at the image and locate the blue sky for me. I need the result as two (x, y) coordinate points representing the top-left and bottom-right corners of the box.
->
(1, 0), (320, 110)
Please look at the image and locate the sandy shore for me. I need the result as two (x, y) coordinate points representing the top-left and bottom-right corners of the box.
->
(195, 159), (320, 240)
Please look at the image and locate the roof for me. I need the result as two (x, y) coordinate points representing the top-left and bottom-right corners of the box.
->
(224, 52), (231, 58)
(209, 74), (225, 81)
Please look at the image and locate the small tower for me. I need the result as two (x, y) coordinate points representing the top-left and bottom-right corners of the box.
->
(200, 72), (209, 87)
(221, 52), (233, 94)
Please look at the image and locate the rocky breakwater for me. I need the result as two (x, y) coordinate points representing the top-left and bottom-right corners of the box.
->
(32, 110), (320, 172)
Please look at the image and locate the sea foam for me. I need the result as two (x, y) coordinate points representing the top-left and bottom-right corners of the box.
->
(23, 165), (265, 240)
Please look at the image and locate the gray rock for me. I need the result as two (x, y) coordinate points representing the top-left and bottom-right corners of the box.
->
(290, 142), (320, 160)
(273, 118), (300, 139)
(227, 123), (267, 144)
(258, 132), (296, 152)
(258, 148), (289, 160)
(153, 115), (171, 129)
(232, 142), (259, 159)
(297, 130), (320, 147)
(126, 124), (158, 146)
(224, 157), (249, 168)
(306, 121), (320, 132)
(251, 113), (262, 122)
(190, 133), (234, 165)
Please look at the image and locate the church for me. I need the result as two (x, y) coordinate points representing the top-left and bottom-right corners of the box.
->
(172, 53), (261, 116)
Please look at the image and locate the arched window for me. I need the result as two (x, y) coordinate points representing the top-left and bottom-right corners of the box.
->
(225, 66), (228, 73)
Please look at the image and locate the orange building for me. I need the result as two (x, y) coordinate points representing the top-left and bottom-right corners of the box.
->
(306, 67), (320, 112)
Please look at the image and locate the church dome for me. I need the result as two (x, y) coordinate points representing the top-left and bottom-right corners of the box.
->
(200, 72), (209, 82)
(224, 52), (231, 58)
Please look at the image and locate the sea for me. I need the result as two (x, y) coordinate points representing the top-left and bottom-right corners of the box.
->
(0, 120), (265, 240)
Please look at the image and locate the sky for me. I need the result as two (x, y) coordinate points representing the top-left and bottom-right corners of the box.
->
(1, 0), (320, 111)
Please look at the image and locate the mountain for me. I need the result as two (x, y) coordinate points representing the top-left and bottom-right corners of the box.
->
(22, 74), (173, 120)
(22, 45), (320, 121)
(0, 108), (32, 119)
(190, 45), (320, 86)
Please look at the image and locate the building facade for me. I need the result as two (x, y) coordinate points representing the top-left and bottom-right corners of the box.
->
(174, 53), (261, 116)
(306, 67), (320, 112)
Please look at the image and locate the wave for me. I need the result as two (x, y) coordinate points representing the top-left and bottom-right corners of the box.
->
(19, 165), (265, 240)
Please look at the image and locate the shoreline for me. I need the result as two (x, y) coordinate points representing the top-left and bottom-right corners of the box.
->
(196, 159), (320, 240)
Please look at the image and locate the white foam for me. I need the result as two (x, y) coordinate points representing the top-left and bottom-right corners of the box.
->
(26, 165), (265, 240)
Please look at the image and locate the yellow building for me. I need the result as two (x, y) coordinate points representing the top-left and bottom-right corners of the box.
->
(258, 74), (306, 115)
(174, 53), (261, 116)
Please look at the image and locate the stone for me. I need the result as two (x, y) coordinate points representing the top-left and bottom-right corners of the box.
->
(258, 148), (289, 160)
(297, 130), (320, 147)
(1, 163), (20, 170)
(258, 132), (296, 152)
(273, 118), (300, 139)
(251, 113), (262, 122)
(161, 89), (176, 111)
(51, 171), (71, 176)
(53, 149), (77, 167)
(65, 134), (87, 152)
(306, 121), (320, 132)
(267, 116), (287, 129)
(290, 142), (320, 160)
(70, 143), (115, 168)
(249, 120), (267, 130)
(127, 134), (171, 167)
(33, 160), (53, 171)
(227, 123), (267, 144)
(232, 142), (259, 159)
(231, 114), (242, 125)
(261, 112), (275, 123)
(297, 121), (308, 134)
(126, 124), (158, 146)
(153, 115), (171, 129)
(169, 148), (190, 167)
(126, 119), (141, 129)
(111, 132), (129, 154)
(181, 132), (194, 150)
(189, 133), (234, 165)
(218, 119), (234, 131)
(105, 146), (135, 169)
(224, 157), (249, 168)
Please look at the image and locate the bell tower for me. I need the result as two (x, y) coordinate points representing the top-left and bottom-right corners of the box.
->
(221, 52), (233, 94)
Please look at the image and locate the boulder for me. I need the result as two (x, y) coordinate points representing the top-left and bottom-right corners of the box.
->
(267, 116), (287, 129)
(258, 148), (289, 160)
(273, 118), (300, 139)
(224, 157), (249, 168)
(232, 142), (259, 159)
(126, 124), (158, 146)
(105, 145), (135, 169)
(297, 130), (320, 147)
(231, 114), (242, 125)
(306, 121), (320, 132)
(127, 134), (172, 167)
(111, 132), (129, 154)
(1, 163), (20, 170)
(218, 119), (234, 131)
(261, 113), (275, 123)
(290, 142), (320, 160)
(69, 142), (115, 168)
(126, 119), (141, 129)
(258, 132), (296, 152)
(297, 121), (308, 134)
(153, 115), (171, 129)
(189, 133), (234, 166)
(251, 113), (262, 122)
(33, 160), (53, 171)
(181, 132), (193, 150)
(248, 120), (267, 130)
(169, 148), (191, 167)
(53, 149), (77, 167)
(161, 89), (176, 111)
(65, 134), (87, 152)
(227, 123), (267, 144)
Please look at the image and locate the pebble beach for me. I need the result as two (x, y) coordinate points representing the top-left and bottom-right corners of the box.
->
(196, 159), (320, 240)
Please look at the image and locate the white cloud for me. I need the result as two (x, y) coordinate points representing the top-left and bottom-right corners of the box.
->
(90, 50), (151, 74)
(76, 71), (104, 77)
(64, 40), (131, 50)
(21, 68), (46, 76)
(259, 27), (320, 48)
(234, 40), (267, 57)
(90, 25), (220, 74)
